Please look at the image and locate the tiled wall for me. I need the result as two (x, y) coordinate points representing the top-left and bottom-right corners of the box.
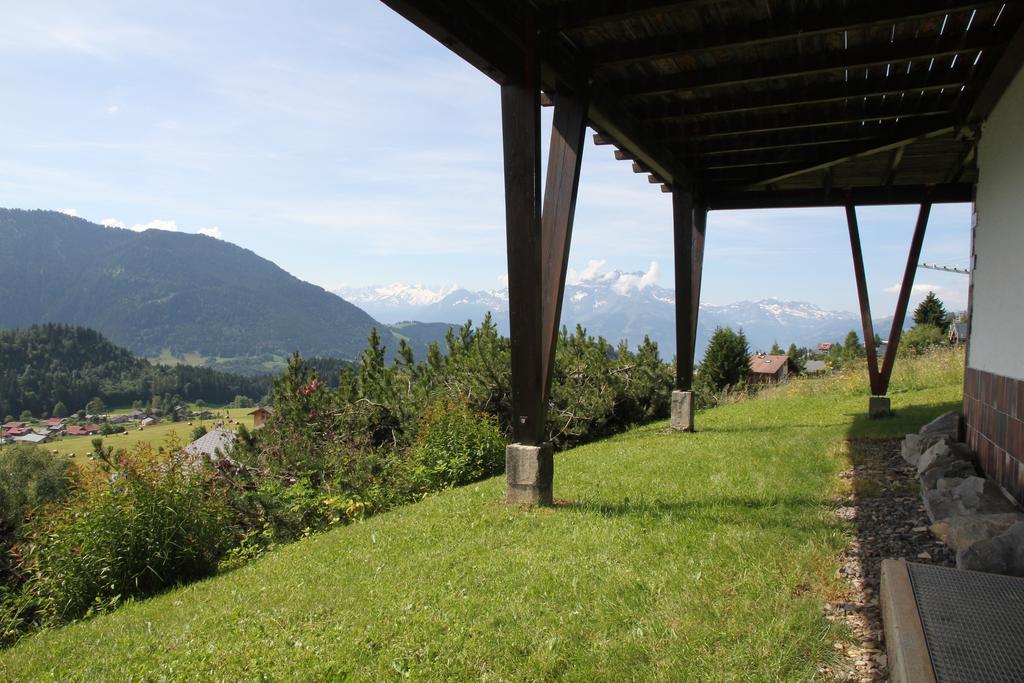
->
(963, 366), (1024, 504)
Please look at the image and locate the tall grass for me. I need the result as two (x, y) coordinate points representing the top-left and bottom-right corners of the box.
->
(763, 346), (964, 400)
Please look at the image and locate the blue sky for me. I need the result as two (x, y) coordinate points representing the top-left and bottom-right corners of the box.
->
(0, 0), (971, 313)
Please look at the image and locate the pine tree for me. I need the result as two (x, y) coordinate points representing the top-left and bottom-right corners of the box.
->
(769, 340), (782, 355)
(786, 343), (798, 360)
(913, 291), (948, 329)
(843, 330), (863, 358)
(697, 327), (751, 391)
(52, 401), (67, 418)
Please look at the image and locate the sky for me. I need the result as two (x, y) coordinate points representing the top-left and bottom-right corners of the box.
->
(0, 0), (972, 314)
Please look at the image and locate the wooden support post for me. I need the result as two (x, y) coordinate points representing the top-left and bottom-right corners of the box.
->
(878, 201), (932, 392)
(673, 187), (698, 392)
(671, 187), (703, 432)
(845, 199), (932, 415)
(500, 25), (544, 448)
(845, 203), (884, 396)
(691, 201), (707, 365)
(540, 90), (588, 402)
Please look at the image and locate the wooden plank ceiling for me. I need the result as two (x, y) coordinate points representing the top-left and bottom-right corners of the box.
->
(381, 0), (1024, 208)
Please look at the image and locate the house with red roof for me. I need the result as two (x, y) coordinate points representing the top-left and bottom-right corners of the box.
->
(66, 425), (101, 437)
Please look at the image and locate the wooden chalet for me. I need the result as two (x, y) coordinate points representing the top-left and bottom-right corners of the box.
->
(379, 1), (1024, 509)
(747, 353), (799, 384)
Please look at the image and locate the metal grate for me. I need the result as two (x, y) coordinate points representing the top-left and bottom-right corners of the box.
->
(908, 562), (1024, 682)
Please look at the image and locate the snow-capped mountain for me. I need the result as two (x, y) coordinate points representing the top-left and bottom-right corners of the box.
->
(336, 264), (904, 359)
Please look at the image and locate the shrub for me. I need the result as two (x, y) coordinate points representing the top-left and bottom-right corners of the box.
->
(18, 457), (235, 624)
(0, 445), (73, 536)
(900, 324), (948, 356)
(414, 399), (505, 489)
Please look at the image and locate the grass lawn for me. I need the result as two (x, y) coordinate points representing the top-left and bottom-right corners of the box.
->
(43, 408), (255, 468)
(0, 378), (961, 680)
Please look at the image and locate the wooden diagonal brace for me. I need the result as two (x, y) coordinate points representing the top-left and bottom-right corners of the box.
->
(540, 90), (589, 402)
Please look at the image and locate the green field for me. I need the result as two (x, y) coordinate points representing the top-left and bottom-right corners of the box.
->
(0, 354), (962, 680)
(37, 408), (255, 468)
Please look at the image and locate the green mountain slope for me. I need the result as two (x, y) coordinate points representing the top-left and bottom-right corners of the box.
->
(0, 324), (271, 418)
(0, 209), (429, 371)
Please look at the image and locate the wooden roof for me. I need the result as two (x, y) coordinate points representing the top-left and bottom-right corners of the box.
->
(381, 1), (1024, 208)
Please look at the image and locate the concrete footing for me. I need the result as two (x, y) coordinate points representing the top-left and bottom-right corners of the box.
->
(670, 390), (694, 431)
(506, 442), (553, 506)
(869, 395), (892, 418)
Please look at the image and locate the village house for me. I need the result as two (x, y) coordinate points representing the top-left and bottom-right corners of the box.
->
(248, 406), (274, 429)
(66, 425), (100, 437)
(949, 321), (969, 345)
(816, 342), (835, 353)
(747, 353), (799, 385)
(14, 432), (50, 445)
(183, 428), (237, 463)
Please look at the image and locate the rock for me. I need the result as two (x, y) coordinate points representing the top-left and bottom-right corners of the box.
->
(954, 477), (1019, 515)
(933, 513), (1024, 551)
(916, 438), (957, 477)
(935, 476), (969, 492)
(924, 488), (957, 523)
(921, 458), (977, 490)
(901, 433), (928, 466)
(957, 522), (1024, 575)
(923, 477), (1019, 523)
(919, 411), (960, 441)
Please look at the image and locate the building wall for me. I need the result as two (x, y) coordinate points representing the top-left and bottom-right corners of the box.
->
(965, 62), (1024, 503)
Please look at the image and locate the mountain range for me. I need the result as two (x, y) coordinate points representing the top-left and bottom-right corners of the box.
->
(339, 272), (910, 359)
(0, 209), (448, 374)
(1, 208), (906, 376)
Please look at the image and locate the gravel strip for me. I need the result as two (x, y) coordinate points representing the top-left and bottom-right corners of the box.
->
(823, 438), (955, 682)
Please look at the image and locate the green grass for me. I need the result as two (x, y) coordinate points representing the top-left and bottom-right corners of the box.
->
(0, 359), (962, 681)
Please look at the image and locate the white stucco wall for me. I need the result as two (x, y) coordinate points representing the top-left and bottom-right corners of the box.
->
(969, 64), (1024, 380)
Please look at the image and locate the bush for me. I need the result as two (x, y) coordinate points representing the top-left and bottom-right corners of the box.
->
(414, 400), (505, 489)
(900, 324), (948, 355)
(18, 457), (235, 624)
(0, 445), (73, 536)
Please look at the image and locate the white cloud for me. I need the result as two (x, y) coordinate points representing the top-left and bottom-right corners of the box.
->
(99, 218), (125, 228)
(58, 208), (78, 216)
(882, 282), (967, 309)
(883, 282), (947, 296)
(198, 226), (223, 239)
(106, 105), (120, 114)
(130, 219), (179, 232)
(567, 259), (661, 294)
(612, 261), (660, 295)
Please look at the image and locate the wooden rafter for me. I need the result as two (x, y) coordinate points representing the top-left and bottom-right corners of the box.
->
(610, 31), (996, 97)
(634, 73), (970, 123)
(707, 184), (968, 210)
(592, 1), (999, 69)
(538, 0), (702, 33)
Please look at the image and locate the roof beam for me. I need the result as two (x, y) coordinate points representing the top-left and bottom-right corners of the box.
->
(609, 31), (997, 97)
(538, 0), (709, 33)
(968, 15), (1024, 121)
(592, 1), (998, 69)
(379, 0), (524, 83)
(739, 124), (958, 188)
(655, 106), (952, 142)
(634, 71), (971, 122)
(706, 184), (971, 210)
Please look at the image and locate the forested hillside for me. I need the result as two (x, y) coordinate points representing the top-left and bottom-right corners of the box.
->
(0, 209), (430, 372)
(0, 324), (270, 418)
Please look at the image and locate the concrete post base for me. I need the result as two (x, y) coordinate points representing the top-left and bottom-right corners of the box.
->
(506, 442), (553, 506)
(670, 390), (694, 431)
(869, 396), (892, 418)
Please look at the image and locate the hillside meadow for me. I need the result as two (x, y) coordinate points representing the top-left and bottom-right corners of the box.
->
(0, 350), (964, 680)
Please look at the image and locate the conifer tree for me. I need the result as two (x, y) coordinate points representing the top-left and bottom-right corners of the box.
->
(913, 291), (948, 329)
(698, 327), (751, 391)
